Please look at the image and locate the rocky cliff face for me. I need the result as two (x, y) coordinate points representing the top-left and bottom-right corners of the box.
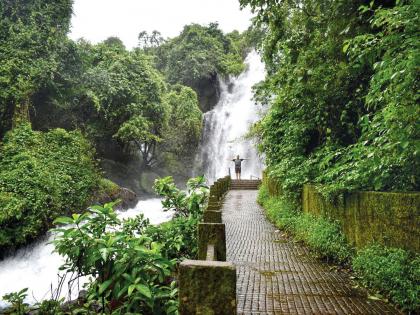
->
(194, 74), (220, 113)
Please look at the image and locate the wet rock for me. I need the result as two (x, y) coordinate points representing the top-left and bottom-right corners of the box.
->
(92, 178), (137, 209)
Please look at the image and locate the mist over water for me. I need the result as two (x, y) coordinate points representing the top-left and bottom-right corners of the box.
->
(196, 51), (266, 182)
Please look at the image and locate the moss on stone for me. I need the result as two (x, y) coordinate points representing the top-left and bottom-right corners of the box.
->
(179, 260), (236, 315)
(302, 184), (420, 252)
(203, 210), (222, 223)
(198, 223), (226, 261)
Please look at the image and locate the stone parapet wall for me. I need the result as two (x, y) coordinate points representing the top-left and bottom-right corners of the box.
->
(263, 172), (420, 252)
(179, 176), (236, 315)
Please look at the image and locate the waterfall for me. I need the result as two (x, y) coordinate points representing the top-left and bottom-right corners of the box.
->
(196, 51), (266, 182)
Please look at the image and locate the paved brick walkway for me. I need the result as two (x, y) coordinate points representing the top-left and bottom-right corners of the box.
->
(222, 190), (399, 315)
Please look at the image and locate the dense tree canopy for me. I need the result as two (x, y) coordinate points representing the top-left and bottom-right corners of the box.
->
(162, 85), (203, 157)
(0, 0), (73, 136)
(241, 0), (419, 199)
(155, 23), (246, 86)
(0, 124), (100, 252)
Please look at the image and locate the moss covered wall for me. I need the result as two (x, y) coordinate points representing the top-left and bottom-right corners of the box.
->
(302, 185), (420, 252)
(263, 172), (420, 252)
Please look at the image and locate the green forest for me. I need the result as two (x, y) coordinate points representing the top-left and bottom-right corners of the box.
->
(243, 0), (419, 200)
(0, 0), (419, 314)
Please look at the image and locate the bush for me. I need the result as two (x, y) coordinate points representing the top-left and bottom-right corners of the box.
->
(38, 176), (209, 314)
(258, 183), (352, 264)
(52, 202), (178, 314)
(353, 244), (420, 312)
(146, 216), (200, 260)
(0, 124), (100, 252)
(149, 175), (209, 260)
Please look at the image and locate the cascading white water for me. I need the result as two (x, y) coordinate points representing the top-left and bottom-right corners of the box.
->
(196, 51), (265, 182)
(0, 199), (171, 308)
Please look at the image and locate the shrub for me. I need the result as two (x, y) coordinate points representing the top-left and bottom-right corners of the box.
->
(257, 182), (269, 205)
(149, 175), (209, 260)
(2, 288), (29, 315)
(52, 202), (178, 314)
(153, 175), (209, 219)
(0, 124), (100, 252)
(44, 176), (209, 314)
(353, 244), (420, 312)
(146, 216), (200, 261)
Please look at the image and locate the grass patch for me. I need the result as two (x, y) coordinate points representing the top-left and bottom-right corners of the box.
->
(353, 244), (420, 313)
(258, 184), (352, 264)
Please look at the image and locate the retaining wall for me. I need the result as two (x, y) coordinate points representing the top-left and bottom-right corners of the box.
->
(263, 173), (420, 252)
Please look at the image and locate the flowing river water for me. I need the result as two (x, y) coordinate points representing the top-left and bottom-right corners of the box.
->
(0, 51), (265, 307)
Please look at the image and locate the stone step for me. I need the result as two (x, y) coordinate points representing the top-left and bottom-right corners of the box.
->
(230, 181), (261, 190)
(230, 179), (261, 190)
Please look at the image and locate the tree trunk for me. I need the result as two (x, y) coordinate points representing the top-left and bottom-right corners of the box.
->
(12, 97), (31, 128)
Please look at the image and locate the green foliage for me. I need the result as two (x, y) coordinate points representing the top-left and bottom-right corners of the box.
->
(242, 0), (420, 198)
(32, 37), (206, 168)
(353, 244), (420, 312)
(146, 216), (200, 260)
(46, 176), (209, 313)
(162, 85), (203, 157)
(0, 124), (100, 251)
(2, 288), (29, 315)
(97, 178), (120, 196)
(258, 184), (352, 264)
(147, 175), (209, 261)
(153, 176), (209, 219)
(0, 0), (73, 136)
(52, 202), (178, 314)
(34, 299), (63, 315)
(155, 23), (246, 86)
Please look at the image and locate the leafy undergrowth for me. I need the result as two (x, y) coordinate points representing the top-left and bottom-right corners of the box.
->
(258, 184), (352, 265)
(0, 124), (100, 253)
(258, 183), (420, 313)
(353, 245), (420, 313)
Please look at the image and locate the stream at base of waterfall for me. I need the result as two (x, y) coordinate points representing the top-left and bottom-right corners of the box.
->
(0, 51), (265, 307)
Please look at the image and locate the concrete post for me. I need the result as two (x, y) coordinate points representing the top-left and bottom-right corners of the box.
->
(179, 260), (237, 315)
(203, 210), (222, 223)
(198, 223), (226, 261)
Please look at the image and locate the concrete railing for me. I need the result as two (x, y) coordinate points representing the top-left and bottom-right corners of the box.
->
(179, 176), (237, 315)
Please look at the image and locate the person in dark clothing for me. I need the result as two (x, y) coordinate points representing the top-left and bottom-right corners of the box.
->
(232, 155), (247, 180)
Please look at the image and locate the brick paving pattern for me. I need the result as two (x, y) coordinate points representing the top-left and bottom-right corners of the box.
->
(222, 190), (399, 315)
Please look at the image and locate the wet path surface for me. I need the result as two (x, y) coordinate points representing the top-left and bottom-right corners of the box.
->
(222, 190), (399, 315)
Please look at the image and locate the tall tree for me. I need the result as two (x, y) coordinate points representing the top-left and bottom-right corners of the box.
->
(0, 0), (73, 137)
